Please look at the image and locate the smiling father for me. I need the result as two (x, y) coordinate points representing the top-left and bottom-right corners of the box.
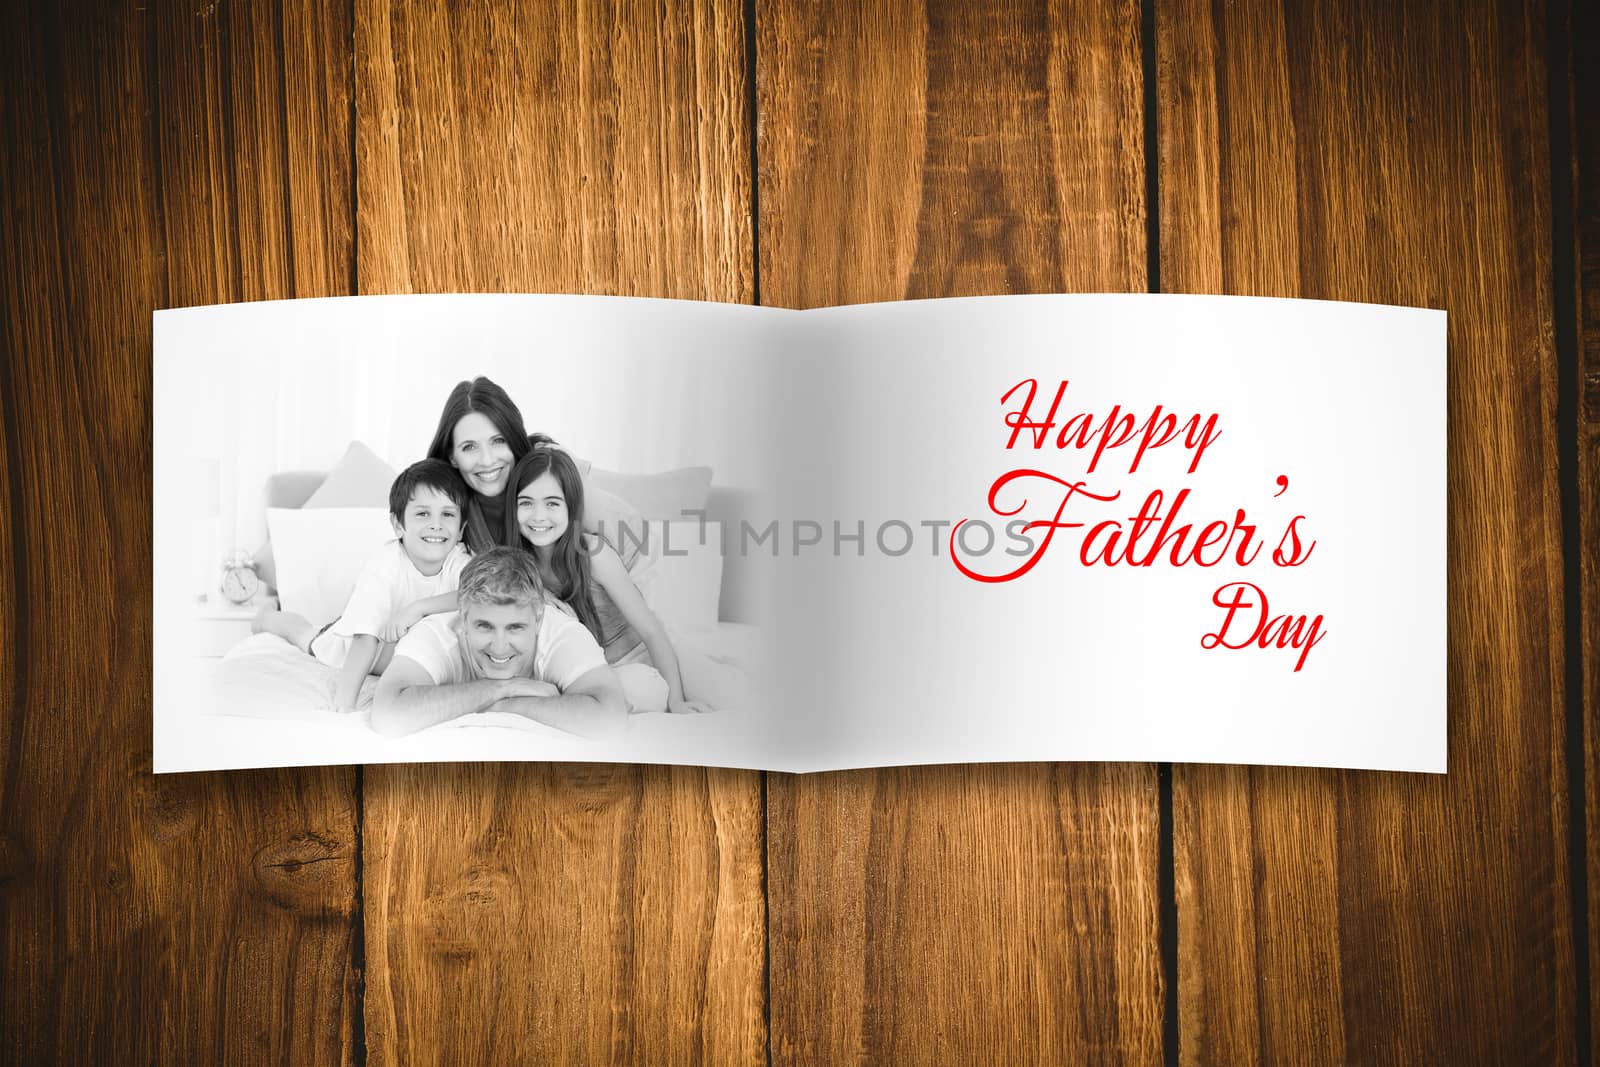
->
(371, 547), (626, 737)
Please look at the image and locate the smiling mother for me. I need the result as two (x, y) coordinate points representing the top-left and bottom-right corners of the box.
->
(427, 376), (639, 558)
(426, 377), (541, 551)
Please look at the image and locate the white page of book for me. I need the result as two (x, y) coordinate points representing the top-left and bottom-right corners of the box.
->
(153, 293), (1444, 774)
(770, 294), (1443, 773)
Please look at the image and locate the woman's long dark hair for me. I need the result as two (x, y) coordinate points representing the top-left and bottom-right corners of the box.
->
(506, 446), (603, 644)
(427, 376), (554, 551)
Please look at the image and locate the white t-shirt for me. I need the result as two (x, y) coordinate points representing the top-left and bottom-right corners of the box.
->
(310, 541), (470, 667)
(392, 606), (608, 690)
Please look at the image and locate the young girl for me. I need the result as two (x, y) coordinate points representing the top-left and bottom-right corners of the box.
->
(506, 446), (711, 715)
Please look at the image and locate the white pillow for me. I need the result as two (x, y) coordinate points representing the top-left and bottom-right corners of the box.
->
(637, 520), (723, 631)
(266, 507), (396, 626)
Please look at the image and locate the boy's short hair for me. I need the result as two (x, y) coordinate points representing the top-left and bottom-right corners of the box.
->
(388, 459), (471, 523)
(458, 547), (546, 610)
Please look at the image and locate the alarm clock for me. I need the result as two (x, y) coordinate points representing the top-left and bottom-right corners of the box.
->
(219, 551), (262, 605)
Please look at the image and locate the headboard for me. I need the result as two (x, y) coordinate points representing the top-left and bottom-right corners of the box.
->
(258, 469), (759, 625)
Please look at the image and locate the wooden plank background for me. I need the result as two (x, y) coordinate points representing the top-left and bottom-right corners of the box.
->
(1568, 0), (1599, 1060)
(1160, 0), (1579, 1062)
(0, 0), (1591, 1063)
(758, 2), (1164, 1063)
(352, 2), (766, 1064)
(2, 1), (360, 1063)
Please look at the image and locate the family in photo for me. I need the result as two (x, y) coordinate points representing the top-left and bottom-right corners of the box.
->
(251, 376), (714, 735)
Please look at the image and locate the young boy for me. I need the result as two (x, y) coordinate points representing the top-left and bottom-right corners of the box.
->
(253, 458), (472, 711)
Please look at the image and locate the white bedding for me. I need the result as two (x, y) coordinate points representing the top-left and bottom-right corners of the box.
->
(153, 622), (770, 772)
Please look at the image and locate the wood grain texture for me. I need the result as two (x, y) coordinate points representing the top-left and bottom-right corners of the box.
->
(759, 0), (1147, 308)
(2, 1), (1590, 1060)
(354, 2), (765, 1063)
(357, 0), (752, 299)
(759, 1), (1163, 1062)
(1570, 0), (1600, 1056)
(0, 0), (357, 1063)
(1158, 0), (1577, 1061)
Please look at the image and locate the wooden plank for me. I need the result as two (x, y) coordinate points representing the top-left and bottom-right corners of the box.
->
(1158, 0), (1577, 1060)
(159, 0), (355, 304)
(353, 2), (765, 1063)
(0, 0), (357, 1062)
(759, 1), (1162, 1062)
(1570, 0), (1600, 1056)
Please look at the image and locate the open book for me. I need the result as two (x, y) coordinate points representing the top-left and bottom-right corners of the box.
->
(153, 293), (1445, 774)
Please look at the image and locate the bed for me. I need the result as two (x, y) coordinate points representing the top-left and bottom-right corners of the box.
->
(158, 442), (769, 771)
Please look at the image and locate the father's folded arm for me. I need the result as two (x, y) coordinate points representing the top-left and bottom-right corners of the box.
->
(371, 655), (536, 737)
(370, 656), (626, 738)
(487, 665), (626, 739)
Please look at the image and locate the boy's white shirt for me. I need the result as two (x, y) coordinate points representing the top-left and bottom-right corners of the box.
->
(311, 540), (470, 666)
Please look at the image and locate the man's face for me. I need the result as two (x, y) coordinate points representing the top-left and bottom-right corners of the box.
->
(456, 599), (541, 680)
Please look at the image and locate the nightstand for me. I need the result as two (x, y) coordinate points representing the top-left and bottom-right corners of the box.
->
(189, 595), (271, 657)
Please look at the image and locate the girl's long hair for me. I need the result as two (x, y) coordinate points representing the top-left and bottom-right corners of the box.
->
(427, 376), (554, 551)
(506, 446), (602, 643)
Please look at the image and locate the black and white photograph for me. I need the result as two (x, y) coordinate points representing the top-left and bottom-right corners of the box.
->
(154, 294), (776, 771)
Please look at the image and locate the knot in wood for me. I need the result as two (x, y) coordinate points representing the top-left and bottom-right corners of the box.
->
(250, 831), (350, 915)
(139, 773), (200, 842)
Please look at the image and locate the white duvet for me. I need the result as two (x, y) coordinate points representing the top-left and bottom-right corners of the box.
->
(221, 620), (758, 716)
